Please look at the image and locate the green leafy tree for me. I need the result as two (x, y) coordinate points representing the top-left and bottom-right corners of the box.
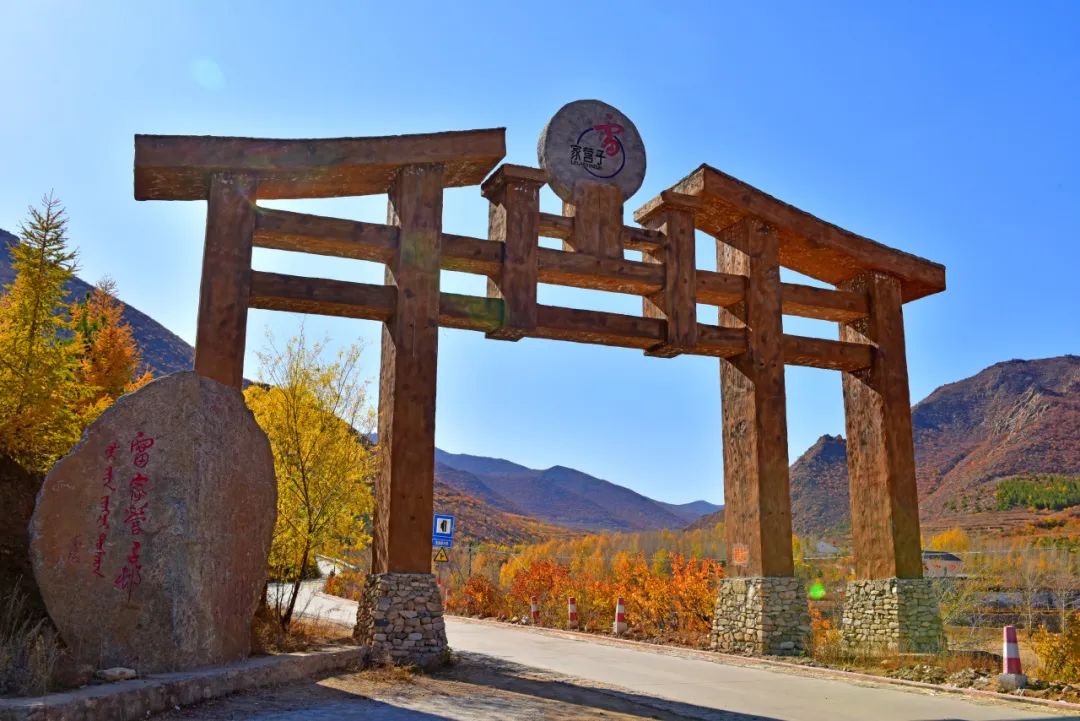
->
(0, 194), (83, 470)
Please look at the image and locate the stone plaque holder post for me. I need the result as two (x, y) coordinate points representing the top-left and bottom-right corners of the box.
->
(133, 99), (946, 664)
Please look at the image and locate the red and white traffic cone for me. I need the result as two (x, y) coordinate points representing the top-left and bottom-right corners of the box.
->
(999, 625), (1027, 690)
(567, 597), (579, 629)
(613, 597), (627, 635)
(530, 595), (540, 625)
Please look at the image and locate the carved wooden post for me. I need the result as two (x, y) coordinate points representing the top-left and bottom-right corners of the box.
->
(360, 163), (450, 665)
(194, 174), (256, 388)
(563, 181), (624, 259)
(637, 191), (699, 357)
(372, 164), (444, 576)
(482, 165), (545, 340)
(710, 216), (808, 656)
(839, 271), (944, 653)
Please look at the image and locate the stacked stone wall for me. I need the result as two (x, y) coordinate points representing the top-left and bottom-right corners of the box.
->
(355, 572), (447, 668)
(710, 576), (810, 655)
(841, 578), (945, 654)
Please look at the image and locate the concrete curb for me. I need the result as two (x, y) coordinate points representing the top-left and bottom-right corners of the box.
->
(448, 615), (1080, 716)
(0, 645), (366, 721)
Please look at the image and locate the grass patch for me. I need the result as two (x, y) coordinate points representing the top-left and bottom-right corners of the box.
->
(0, 582), (63, 697)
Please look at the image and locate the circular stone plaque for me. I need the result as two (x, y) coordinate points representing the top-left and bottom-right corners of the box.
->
(538, 99), (646, 203)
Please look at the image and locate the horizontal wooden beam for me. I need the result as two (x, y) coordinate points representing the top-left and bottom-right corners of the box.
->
(780, 282), (868, 322)
(246, 271), (749, 358)
(134, 129), (506, 201)
(251, 209), (872, 322)
(644, 164), (946, 302)
(253, 207), (397, 264)
(782, 334), (873, 371)
(250, 269), (871, 368)
(537, 211), (665, 254)
(249, 271), (395, 322)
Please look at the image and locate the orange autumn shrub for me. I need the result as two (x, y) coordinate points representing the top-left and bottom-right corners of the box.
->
(448, 574), (505, 618)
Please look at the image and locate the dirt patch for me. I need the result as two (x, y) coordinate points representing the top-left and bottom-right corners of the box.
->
(151, 651), (734, 720)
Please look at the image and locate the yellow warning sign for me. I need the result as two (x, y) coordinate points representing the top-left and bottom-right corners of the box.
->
(433, 547), (449, 563)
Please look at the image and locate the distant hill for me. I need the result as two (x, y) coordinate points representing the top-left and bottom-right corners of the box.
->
(433, 482), (572, 546)
(0, 227), (193, 376)
(785, 355), (1080, 536)
(435, 449), (717, 533)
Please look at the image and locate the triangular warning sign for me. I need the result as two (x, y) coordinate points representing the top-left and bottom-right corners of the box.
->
(433, 547), (449, 563)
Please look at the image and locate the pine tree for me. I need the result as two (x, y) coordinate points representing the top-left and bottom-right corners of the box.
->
(0, 194), (83, 471)
(72, 277), (151, 421)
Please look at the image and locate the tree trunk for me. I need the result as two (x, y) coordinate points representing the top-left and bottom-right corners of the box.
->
(281, 540), (311, 630)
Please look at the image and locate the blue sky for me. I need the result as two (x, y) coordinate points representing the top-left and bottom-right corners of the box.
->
(2, 2), (1078, 505)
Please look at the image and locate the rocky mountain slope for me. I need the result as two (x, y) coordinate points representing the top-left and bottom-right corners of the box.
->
(687, 356), (1080, 537)
(792, 356), (1080, 535)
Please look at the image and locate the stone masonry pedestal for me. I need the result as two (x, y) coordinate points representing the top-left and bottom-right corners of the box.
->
(354, 572), (448, 668)
(841, 578), (946, 654)
(710, 577), (810, 655)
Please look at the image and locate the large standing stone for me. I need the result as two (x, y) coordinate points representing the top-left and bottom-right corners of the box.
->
(538, 99), (646, 203)
(29, 371), (276, 673)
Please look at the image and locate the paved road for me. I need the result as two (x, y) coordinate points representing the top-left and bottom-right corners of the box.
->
(270, 585), (1075, 721)
(448, 618), (1071, 721)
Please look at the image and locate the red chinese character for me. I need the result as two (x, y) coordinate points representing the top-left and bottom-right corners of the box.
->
(130, 432), (154, 454)
(592, 121), (624, 157)
(129, 473), (149, 501)
(103, 465), (115, 492)
(105, 441), (118, 460)
(97, 495), (111, 529)
(123, 502), (147, 534)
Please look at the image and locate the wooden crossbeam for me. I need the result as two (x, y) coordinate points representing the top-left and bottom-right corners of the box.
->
(135, 129), (506, 201)
(782, 334), (873, 372)
(249, 270), (395, 322)
(254, 206), (397, 264)
(248, 271), (868, 368)
(252, 208), (869, 323)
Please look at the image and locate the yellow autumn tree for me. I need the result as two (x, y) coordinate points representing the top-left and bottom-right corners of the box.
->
(72, 278), (152, 421)
(244, 330), (375, 629)
(0, 194), (83, 471)
(926, 527), (970, 553)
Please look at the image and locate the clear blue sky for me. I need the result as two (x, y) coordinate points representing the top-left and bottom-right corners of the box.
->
(2, 2), (1078, 505)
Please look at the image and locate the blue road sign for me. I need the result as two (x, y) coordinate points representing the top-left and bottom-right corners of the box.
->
(433, 513), (455, 549)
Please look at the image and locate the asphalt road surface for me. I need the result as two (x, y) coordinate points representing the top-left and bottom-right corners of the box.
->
(253, 585), (1077, 721)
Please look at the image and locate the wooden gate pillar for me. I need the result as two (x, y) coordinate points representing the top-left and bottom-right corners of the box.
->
(710, 216), (808, 656)
(638, 191), (699, 357)
(716, 217), (794, 578)
(839, 272), (944, 653)
(194, 173), (257, 389)
(372, 163), (444, 575)
(482, 165), (546, 340)
(839, 272), (922, 580)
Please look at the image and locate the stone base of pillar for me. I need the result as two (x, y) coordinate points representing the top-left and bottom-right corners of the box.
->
(710, 577), (810, 655)
(841, 578), (946, 654)
(354, 572), (448, 668)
